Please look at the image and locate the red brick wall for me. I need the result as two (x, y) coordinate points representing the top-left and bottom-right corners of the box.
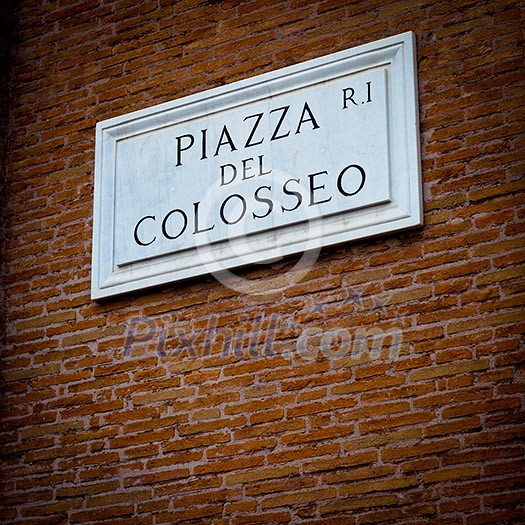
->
(0, 0), (14, 340)
(2, 0), (524, 524)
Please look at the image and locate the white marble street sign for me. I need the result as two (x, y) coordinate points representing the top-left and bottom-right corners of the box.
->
(92, 32), (422, 299)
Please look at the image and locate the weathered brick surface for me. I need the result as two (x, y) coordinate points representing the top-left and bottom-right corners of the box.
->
(0, 0), (14, 356)
(1, 0), (524, 523)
